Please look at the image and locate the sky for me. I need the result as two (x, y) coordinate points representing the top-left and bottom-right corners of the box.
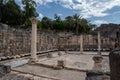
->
(16, 0), (120, 26)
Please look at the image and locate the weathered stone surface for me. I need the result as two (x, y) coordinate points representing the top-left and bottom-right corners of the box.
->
(86, 70), (110, 80)
(0, 23), (115, 58)
(0, 73), (32, 80)
(95, 23), (120, 38)
(0, 24), (59, 58)
(109, 49), (120, 80)
(93, 55), (103, 71)
(47, 53), (53, 58)
(57, 60), (66, 69)
(0, 64), (11, 75)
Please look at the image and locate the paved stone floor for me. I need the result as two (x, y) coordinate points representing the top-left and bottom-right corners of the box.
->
(37, 54), (94, 71)
(11, 51), (110, 80)
(13, 64), (86, 80)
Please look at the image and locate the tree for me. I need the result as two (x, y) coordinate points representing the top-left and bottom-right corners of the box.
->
(1, 0), (23, 25)
(57, 21), (66, 31)
(22, 0), (39, 28)
(88, 23), (96, 33)
(37, 20), (42, 29)
(0, 0), (3, 21)
(22, 0), (38, 21)
(53, 14), (62, 31)
(80, 18), (96, 34)
(65, 16), (74, 32)
(73, 14), (82, 35)
(80, 18), (89, 34)
(54, 14), (61, 22)
(41, 16), (53, 30)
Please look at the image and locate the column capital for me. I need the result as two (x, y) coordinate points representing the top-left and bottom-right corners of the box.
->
(31, 17), (38, 24)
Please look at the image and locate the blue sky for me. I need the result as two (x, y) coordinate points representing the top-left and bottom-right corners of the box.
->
(16, 0), (120, 26)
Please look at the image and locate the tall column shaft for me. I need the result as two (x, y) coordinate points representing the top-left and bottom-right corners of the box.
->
(31, 23), (37, 59)
(80, 35), (83, 53)
(29, 18), (38, 63)
(98, 31), (101, 55)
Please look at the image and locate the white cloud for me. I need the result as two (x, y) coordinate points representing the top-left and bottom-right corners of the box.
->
(93, 20), (109, 25)
(57, 13), (62, 16)
(35, 0), (120, 18)
(36, 0), (53, 5)
(38, 13), (44, 19)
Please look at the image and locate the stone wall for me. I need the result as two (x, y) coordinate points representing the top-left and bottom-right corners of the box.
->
(58, 34), (115, 51)
(0, 23), (116, 57)
(95, 23), (120, 38)
(0, 24), (58, 57)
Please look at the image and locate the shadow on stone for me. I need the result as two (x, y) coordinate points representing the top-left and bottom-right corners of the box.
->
(86, 70), (110, 80)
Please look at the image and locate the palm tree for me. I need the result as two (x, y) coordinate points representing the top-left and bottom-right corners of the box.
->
(65, 16), (74, 32)
(73, 14), (82, 35)
(72, 14), (82, 50)
(80, 18), (89, 34)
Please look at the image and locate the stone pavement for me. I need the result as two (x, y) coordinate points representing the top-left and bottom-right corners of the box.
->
(11, 52), (110, 80)
(37, 54), (94, 71)
(13, 64), (86, 80)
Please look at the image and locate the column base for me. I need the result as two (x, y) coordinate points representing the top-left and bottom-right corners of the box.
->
(97, 48), (101, 55)
(80, 51), (84, 54)
(65, 50), (69, 54)
(93, 55), (103, 71)
(98, 51), (101, 55)
(28, 58), (38, 63)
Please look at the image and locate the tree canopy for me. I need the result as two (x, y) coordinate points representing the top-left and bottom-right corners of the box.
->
(40, 14), (96, 34)
(0, 0), (38, 26)
(0, 0), (96, 34)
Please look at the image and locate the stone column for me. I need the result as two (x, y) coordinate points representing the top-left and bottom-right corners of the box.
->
(80, 35), (83, 54)
(29, 18), (38, 63)
(40, 35), (42, 50)
(98, 31), (101, 55)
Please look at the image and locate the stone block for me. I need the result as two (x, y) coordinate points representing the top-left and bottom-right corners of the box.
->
(58, 51), (66, 56)
(1, 57), (7, 60)
(57, 60), (66, 69)
(16, 55), (21, 58)
(47, 53), (52, 58)
(93, 55), (103, 70)
(58, 51), (62, 56)
(86, 70), (110, 80)
(109, 49), (120, 80)
(0, 64), (11, 74)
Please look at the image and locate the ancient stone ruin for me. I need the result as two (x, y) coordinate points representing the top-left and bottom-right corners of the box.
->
(0, 22), (120, 80)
